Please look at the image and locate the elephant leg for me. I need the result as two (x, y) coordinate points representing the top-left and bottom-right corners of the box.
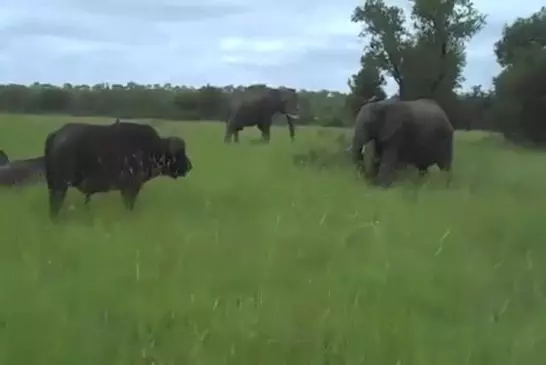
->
(372, 159), (381, 178)
(257, 123), (271, 143)
(375, 144), (398, 188)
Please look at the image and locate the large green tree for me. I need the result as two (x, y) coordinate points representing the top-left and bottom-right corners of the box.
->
(350, 0), (486, 100)
(494, 7), (546, 68)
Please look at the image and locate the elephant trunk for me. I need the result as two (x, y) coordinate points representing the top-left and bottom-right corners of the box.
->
(285, 114), (297, 141)
(351, 127), (379, 179)
(351, 128), (367, 166)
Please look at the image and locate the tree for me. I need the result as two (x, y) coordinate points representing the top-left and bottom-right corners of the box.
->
(494, 7), (546, 68)
(491, 7), (546, 144)
(350, 0), (486, 100)
(346, 52), (387, 117)
(456, 84), (495, 131)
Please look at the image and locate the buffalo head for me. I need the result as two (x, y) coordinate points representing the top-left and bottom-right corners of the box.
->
(160, 136), (193, 178)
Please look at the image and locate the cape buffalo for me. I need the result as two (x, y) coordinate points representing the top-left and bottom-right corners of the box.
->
(44, 121), (193, 218)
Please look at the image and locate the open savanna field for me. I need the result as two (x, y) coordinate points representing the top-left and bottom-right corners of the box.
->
(0, 113), (545, 364)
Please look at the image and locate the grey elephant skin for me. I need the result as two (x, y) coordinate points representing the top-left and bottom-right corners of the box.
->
(224, 86), (300, 143)
(44, 121), (193, 219)
(351, 97), (454, 187)
(0, 149), (45, 187)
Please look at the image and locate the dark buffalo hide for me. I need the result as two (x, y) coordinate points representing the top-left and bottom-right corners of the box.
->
(44, 121), (193, 218)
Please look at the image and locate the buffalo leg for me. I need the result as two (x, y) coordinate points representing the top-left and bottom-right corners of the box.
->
(224, 124), (240, 144)
(48, 187), (67, 218)
(375, 144), (398, 188)
(445, 169), (453, 187)
(121, 186), (141, 211)
(224, 129), (240, 144)
(223, 129), (232, 143)
(412, 166), (429, 186)
(84, 194), (91, 205)
(437, 161), (453, 187)
(224, 123), (233, 143)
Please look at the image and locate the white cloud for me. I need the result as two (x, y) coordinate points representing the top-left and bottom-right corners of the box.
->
(0, 0), (543, 94)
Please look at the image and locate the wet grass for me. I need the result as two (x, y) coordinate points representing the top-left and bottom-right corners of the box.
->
(0, 113), (545, 364)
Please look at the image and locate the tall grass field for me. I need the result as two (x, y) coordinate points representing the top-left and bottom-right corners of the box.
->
(0, 113), (545, 364)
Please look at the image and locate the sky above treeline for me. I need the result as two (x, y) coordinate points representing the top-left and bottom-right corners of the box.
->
(1, 0), (543, 95)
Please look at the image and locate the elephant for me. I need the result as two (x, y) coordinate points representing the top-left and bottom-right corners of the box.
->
(351, 96), (454, 187)
(224, 86), (300, 143)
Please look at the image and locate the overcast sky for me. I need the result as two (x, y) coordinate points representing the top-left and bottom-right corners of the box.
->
(0, 0), (543, 95)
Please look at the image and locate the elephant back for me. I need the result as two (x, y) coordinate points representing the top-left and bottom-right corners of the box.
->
(409, 99), (453, 131)
(355, 98), (397, 126)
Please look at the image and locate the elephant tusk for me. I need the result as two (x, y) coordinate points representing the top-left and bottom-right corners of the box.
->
(365, 95), (378, 104)
(286, 113), (300, 119)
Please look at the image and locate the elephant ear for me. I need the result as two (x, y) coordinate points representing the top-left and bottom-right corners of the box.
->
(373, 103), (405, 142)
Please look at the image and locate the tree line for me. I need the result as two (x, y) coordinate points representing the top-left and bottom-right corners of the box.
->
(0, 1), (544, 145)
(0, 82), (350, 127)
(0, 78), (496, 131)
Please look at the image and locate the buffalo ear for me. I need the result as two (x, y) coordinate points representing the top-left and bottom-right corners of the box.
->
(373, 104), (404, 142)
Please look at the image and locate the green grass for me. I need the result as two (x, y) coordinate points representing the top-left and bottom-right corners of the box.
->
(0, 113), (545, 364)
